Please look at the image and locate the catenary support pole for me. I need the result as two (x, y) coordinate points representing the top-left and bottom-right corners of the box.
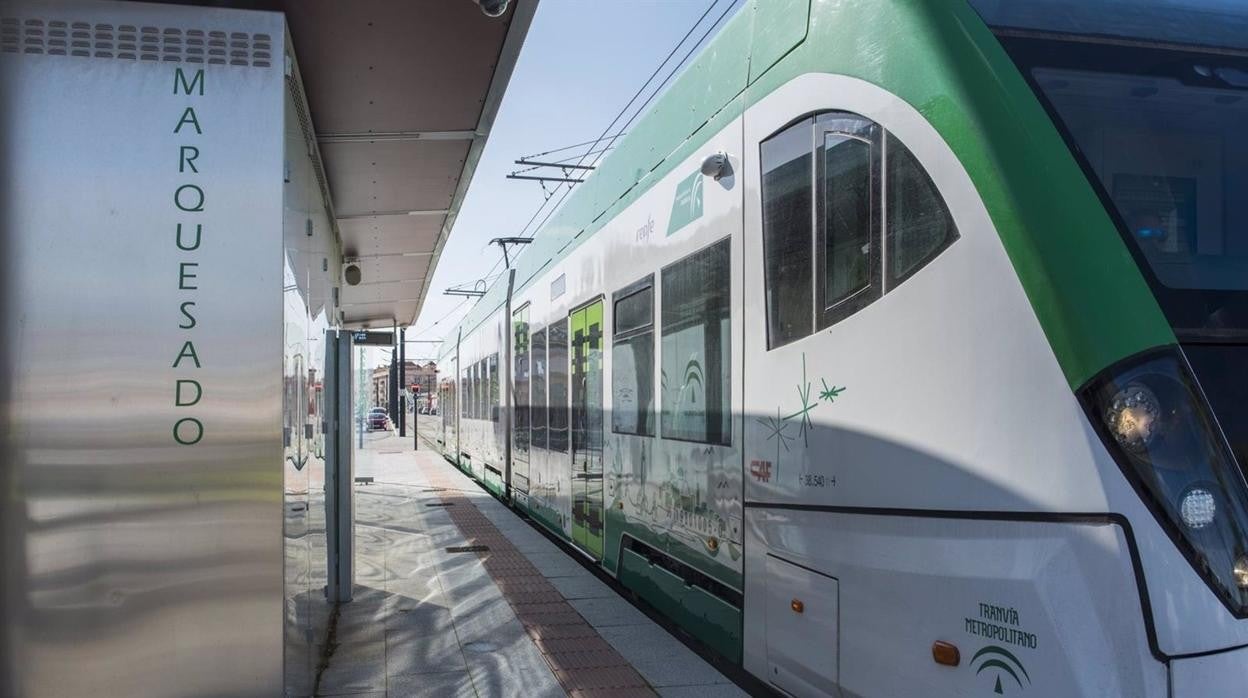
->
(399, 328), (406, 437)
(389, 347), (398, 427)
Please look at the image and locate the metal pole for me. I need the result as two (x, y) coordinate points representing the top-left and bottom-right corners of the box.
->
(413, 384), (419, 451)
(399, 328), (407, 437)
(389, 347), (398, 428)
(357, 345), (365, 449)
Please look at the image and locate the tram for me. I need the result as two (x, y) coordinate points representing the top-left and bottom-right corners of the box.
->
(434, 1), (1248, 695)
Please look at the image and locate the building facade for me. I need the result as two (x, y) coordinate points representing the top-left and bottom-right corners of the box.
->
(371, 360), (437, 409)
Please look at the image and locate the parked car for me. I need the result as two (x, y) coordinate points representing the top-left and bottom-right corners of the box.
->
(367, 408), (391, 431)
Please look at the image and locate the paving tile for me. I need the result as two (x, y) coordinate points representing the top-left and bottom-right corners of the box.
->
(532, 635), (614, 655)
(450, 599), (523, 644)
(501, 534), (561, 555)
(384, 578), (442, 606)
(384, 627), (467, 677)
(571, 689), (658, 698)
(554, 666), (651, 691)
(317, 640), (385, 695)
(526, 551), (588, 578)
(548, 574), (616, 600)
(463, 627), (565, 698)
(440, 572), (507, 611)
(544, 648), (631, 671)
(568, 597), (651, 628)
(504, 589), (567, 605)
(387, 670), (477, 698)
(525, 622), (600, 641)
(655, 685), (749, 698)
(598, 625), (733, 689)
(384, 602), (456, 635)
(493, 577), (558, 595)
(515, 608), (586, 627)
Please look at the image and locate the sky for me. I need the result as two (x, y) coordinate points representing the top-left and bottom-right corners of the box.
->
(386, 0), (732, 370)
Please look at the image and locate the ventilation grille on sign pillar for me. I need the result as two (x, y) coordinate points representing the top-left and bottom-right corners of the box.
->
(286, 61), (338, 239)
(0, 15), (271, 67)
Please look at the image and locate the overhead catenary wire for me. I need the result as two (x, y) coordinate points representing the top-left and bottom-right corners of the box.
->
(409, 297), (471, 337)
(511, 145), (619, 175)
(473, 0), (730, 296)
(521, 0), (730, 235)
(596, 0), (738, 168)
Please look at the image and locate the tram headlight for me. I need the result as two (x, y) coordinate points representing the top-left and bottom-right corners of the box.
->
(1235, 556), (1248, 589)
(1105, 382), (1161, 453)
(1180, 487), (1217, 530)
(1083, 349), (1248, 612)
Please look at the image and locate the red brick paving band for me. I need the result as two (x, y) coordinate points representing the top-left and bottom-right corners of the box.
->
(421, 463), (657, 698)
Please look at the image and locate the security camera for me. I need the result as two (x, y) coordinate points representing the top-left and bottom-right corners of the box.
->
(474, 0), (509, 18)
(343, 263), (362, 286)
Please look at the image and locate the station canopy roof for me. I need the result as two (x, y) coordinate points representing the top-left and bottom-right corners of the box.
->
(153, 0), (537, 328)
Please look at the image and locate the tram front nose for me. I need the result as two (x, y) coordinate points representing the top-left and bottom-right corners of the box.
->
(1170, 644), (1248, 696)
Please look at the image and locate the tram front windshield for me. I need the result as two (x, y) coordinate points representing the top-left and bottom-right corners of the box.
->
(972, 0), (1248, 341)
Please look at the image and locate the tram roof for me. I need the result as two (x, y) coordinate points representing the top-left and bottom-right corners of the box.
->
(437, 1), (760, 361)
(144, 0), (537, 329)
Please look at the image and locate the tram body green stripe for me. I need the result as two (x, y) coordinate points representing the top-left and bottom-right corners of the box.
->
(445, 0), (1174, 387)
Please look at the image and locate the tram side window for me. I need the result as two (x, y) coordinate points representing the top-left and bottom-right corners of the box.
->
(476, 361), (484, 420)
(482, 358), (490, 421)
(482, 360), (490, 421)
(531, 328), (548, 450)
(471, 362), (479, 420)
(460, 370), (469, 419)
(442, 383), (450, 430)
(761, 117), (814, 349)
(489, 353), (500, 423)
(887, 134), (958, 285)
(475, 359), (482, 421)
(612, 275), (655, 436)
(548, 319), (570, 452)
(816, 112), (880, 329)
(660, 238), (731, 445)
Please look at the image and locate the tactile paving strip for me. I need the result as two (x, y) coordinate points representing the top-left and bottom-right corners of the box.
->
(421, 463), (657, 698)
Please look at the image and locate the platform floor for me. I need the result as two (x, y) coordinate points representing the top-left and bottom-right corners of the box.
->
(314, 430), (749, 697)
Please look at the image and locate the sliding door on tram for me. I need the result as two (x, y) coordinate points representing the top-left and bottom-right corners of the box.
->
(570, 300), (605, 559)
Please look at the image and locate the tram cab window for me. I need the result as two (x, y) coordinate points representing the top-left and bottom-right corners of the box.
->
(660, 238), (731, 445)
(612, 275), (655, 436)
(887, 135), (957, 286)
(816, 113), (881, 328)
(761, 117), (814, 348)
(759, 111), (957, 349)
(549, 319), (570, 452)
(531, 328), (548, 450)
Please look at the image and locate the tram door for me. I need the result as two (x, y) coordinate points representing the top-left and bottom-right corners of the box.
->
(570, 300), (605, 559)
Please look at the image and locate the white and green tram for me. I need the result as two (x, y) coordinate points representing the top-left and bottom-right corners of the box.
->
(434, 1), (1248, 695)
